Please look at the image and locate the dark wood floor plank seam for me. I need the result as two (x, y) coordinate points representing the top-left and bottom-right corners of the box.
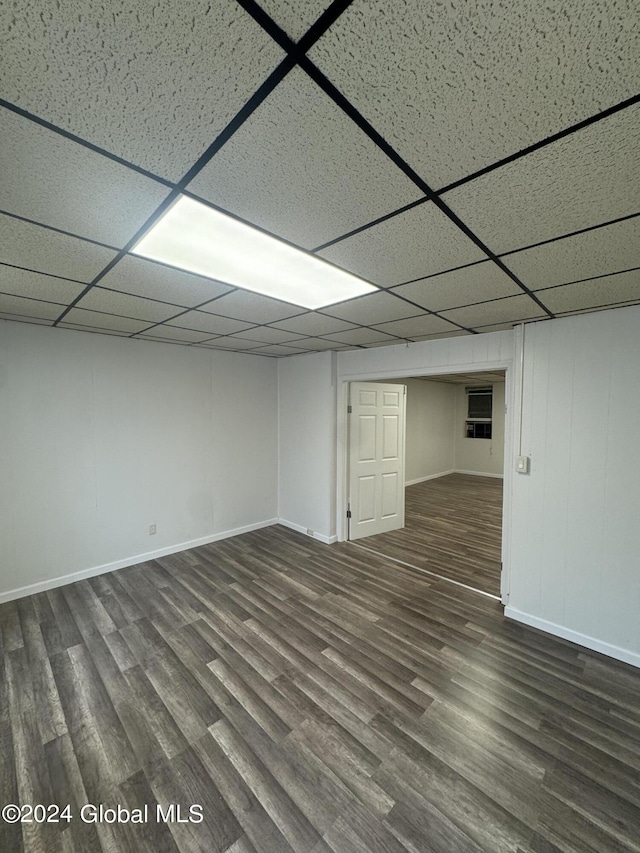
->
(362, 474), (503, 596)
(2, 518), (640, 852)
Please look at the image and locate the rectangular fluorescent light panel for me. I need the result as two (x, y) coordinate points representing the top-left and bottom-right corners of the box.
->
(132, 195), (377, 310)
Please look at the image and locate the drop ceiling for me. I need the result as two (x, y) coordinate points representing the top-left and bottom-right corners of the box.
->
(1, 0), (639, 357)
(415, 371), (507, 386)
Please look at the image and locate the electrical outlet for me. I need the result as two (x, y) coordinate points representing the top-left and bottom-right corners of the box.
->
(306, 529), (314, 537)
(149, 523), (157, 535)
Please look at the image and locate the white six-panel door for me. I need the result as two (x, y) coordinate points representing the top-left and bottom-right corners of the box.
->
(348, 382), (406, 541)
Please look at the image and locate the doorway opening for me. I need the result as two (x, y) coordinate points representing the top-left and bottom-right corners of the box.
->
(346, 370), (507, 599)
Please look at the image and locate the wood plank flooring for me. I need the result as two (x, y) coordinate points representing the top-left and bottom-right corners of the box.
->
(360, 473), (503, 596)
(2, 524), (640, 852)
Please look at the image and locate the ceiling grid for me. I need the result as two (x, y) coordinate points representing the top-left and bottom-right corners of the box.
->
(1, 0), (638, 355)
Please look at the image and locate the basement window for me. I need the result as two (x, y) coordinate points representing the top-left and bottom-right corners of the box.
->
(465, 387), (492, 439)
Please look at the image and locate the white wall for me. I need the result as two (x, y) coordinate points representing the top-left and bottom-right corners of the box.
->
(506, 306), (640, 666)
(454, 381), (505, 476)
(403, 378), (456, 484)
(0, 321), (278, 601)
(277, 351), (337, 543)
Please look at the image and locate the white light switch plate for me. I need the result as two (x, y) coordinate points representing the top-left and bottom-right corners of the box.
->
(517, 455), (530, 474)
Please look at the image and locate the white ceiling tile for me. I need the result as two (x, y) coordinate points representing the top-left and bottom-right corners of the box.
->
(536, 269), (640, 314)
(201, 290), (303, 324)
(390, 262), (522, 311)
(318, 202), (485, 286)
(440, 296), (545, 328)
(57, 323), (131, 337)
(2, 0), (284, 181)
(231, 327), (306, 344)
(371, 314), (459, 338)
(552, 304), (638, 319)
(0, 314), (53, 326)
(138, 328), (212, 343)
(360, 339), (404, 348)
(0, 265), (86, 304)
(2, 2), (635, 340)
(0, 294), (63, 320)
(143, 338), (197, 346)
(59, 308), (151, 333)
(324, 327), (399, 345)
(272, 312), (357, 336)
(0, 214), (117, 282)
(416, 370), (505, 383)
(321, 291), (421, 325)
(410, 330), (471, 341)
(188, 68), (423, 249)
(256, 0), (333, 40)
(237, 344), (306, 356)
(504, 217), (640, 290)
(0, 107), (171, 248)
(192, 336), (264, 351)
(73, 288), (181, 323)
(310, 0), (640, 187)
(444, 105), (640, 255)
(166, 311), (252, 336)
(470, 322), (529, 333)
(285, 338), (344, 350)
(100, 256), (232, 306)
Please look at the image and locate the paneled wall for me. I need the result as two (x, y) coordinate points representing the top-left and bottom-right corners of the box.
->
(506, 306), (640, 665)
(337, 331), (515, 379)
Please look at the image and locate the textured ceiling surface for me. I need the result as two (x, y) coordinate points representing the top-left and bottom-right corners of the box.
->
(1, 0), (639, 357)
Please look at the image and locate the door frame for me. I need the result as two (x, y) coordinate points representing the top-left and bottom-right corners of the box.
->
(337, 357), (517, 605)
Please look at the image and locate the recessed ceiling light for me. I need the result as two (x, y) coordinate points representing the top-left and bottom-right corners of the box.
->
(132, 195), (378, 310)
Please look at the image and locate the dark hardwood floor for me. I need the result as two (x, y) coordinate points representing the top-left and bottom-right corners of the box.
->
(359, 473), (503, 596)
(1, 524), (640, 852)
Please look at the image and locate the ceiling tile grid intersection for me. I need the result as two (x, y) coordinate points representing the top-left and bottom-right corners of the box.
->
(442, 103), (640, 256)
(317, 201), (487, 286)
(0, 213), (118, 283)
(186, 66), (424, 250)
(309, 0), (640, 188)
(1, 0), (639, 353)
(0, 0), (286, 181)
(0, 106), (173, 248)
(390, 261), (523, 313)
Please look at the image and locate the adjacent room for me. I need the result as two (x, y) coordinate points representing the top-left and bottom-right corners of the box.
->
(350, 372), (506, 597)
(2, 1), (640, 851)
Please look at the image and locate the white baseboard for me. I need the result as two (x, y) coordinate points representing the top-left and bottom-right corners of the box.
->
(405, 470), (454, 486)
(505, 606), (640, 669)
(405, 470), (504, 486)
(277, 518), (337, 545)
(0, 518), (279, 605)
(454, 469), (504, 479)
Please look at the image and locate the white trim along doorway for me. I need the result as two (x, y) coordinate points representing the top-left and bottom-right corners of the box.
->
(336, 346), (518, 606)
